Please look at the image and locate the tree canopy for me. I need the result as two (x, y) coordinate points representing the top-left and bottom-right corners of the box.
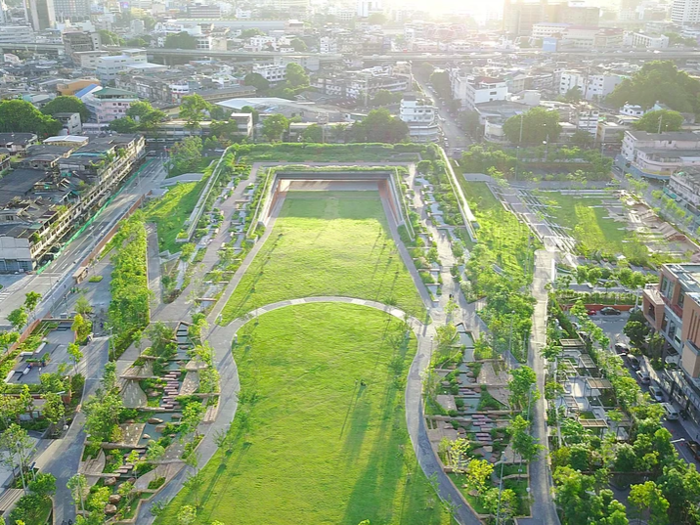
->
(503, 107), (561, 145)
(0, 99), (61, 138)
(164, 31), (197, 49)
(41, 96), (90, 121)
(261, 114), (289, 142)
(607, 61), (700, 114)
(429, 70), (451, 100)
(633, 109), (684, 133)
(351, 108), (409, 143)
(285, 63), (309, 88)
(179, 94), (212, 129)
(243, 73), (270, 92)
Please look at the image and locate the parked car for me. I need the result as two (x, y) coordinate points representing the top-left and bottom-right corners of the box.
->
(600, 307), (622, 315)
(614, 342), (629, 355)
(587, 309), (597, 316)
(687, 440), (700, 461)
(662, 402), (679, 420)
(649, 384), (664, 402)
(637, 370), (651, 384)
(627, 355), (640, 370)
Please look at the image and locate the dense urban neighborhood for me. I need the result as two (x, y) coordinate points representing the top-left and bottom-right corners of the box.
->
(4, 0), (700, 523)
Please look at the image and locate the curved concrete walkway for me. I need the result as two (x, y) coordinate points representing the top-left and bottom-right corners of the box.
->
(140, 295), (478, 524)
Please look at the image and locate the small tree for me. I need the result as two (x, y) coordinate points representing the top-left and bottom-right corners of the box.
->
(464, 458), (494, 495)
(510, 415), (543, 463)
(75, 295), (93, 317)
(261, 114), (289, 142)
(177, 505), (197, 525)
(67, 473), (88, 513)
(0, 424), (32, 492)
(8, 307), (28, 331)
(67, 343), (83, 374)
(71, 314), (91, 343)
(507, 366), (539, 411)
(23, 292), (41, 313)
(42, 392), (65, 428)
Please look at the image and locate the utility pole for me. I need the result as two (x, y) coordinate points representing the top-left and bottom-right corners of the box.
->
(658, 114), (663, 134)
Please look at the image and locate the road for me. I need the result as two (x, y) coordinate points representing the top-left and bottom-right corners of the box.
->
(413, 77), (472, 156)
(0, 156), (167, 327)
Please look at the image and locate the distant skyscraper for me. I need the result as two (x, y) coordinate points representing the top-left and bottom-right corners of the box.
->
(29, 0), (55, 30)
(672, 0), (700, 24)
(53, 0), (90, 21)
(357, 0), (382, 17)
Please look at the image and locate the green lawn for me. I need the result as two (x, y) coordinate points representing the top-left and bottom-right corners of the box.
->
(538, 192), (649, 263)
(155, 303), (451, 525)
(145, 179), (206, 253)
(221, 191), (426, 322)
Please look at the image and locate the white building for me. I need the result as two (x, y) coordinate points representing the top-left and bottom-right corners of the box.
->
(532, 22), (571, 38)
(75, 50), (108, 69)
(450, 72), (508, 110)
(620, 104), (646, 117)
(0, 25), (34, 44)
(624, 32), (670, 48)
(96, 49), (147, 81)
(253, 63), (287, 83)
(319, 36), (338, 54)
(558, 70), (623, 100)
(621, 130), (700, 179)
(673, 0), (700, 25)
(399, 96), (438, 142)
(669, 168), (700, 208)
(357, 0), (382, 17)
(81, 86), (139, 123)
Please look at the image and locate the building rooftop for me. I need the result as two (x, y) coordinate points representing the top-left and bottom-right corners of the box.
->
(0, 169), (46, 207)
(628, 130), (700, 141)
(666, 264), (700, 294)
(0, 133), (36, 146)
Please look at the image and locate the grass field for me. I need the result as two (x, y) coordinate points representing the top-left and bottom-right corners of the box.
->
(155, 303), (451, 525)
(220, 191), (426, 322)
(538, 192), (649, 262)
(145, 179), (206, 253)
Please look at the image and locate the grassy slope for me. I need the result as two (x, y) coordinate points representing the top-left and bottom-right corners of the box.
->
(221, 191), (426, 322)
(459, 181), (533, 280)
(145, 180), (205, 253)
(155, 303), (451, 525)
(540, 192), (648, 261)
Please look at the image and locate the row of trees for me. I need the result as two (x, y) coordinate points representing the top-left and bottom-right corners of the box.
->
(0, 99), (62, 138)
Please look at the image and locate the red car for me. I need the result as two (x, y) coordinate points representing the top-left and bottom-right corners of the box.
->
(587, 309), (597, 316)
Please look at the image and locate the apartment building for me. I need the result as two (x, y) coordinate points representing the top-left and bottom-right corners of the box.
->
(621, 130), (700, 179)
(399, 96), (438, 143)
(673, 0), (700, 25)
(558, 70), (623, 100)
(449, 72), (508, 110)
(75, 51), (109, 70)
(81, 86), (139, 123)
(96, 49), (148, 82)
(312, 66), (408, 101)
(252, 64), (287, 83)
(623, 31), (670, 48)
(668, 167), (700, 210)
(642, 264), (700, 422)
(0, 135), (145, 272)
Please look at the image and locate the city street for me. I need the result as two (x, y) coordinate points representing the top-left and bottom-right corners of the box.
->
(0, 156), (167, 328)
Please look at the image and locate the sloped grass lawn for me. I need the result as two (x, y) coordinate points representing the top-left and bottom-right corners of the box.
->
(155, 303), (451, 525)
(539, 192), (649, 263)
(221, 191), (426, 322)
(145, 179), (206, 253)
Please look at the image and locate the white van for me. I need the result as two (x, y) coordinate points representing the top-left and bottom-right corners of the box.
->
(662, 402), (679, 420)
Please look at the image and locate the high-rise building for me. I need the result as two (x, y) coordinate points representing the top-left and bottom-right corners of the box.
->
(673, 0), (700, 24)
(503, 0), (549, 37)
(29, 0), (55, 31)
(53, 0), (90, 21)
(357, 0), (382, 17)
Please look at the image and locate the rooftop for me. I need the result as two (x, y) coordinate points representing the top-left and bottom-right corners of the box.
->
(628, 130), (700, 142)
(0, 169), (46, 207)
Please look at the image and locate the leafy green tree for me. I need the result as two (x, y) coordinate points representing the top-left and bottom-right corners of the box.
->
(0, 424), (32, 492)
(503, 107), (561, 145)
(126, 101), (166, 128)
(510, 414), (542, 462)
(0, 331), (19, 353)
(464, 458), (493, 494)
(42, 96), (90, 121)
(624, 319), (649, 348)
(240, 28), (263, 38)
(285, 63), (309, 88)
(261, 114), (289, 142)
(23, 292), (41, 313)
(633, 109), (684, 133)
(164, 31), (197, 49)
(71, 313), (91, 342)
(68, 473), (88, 513)
(8, 307), (28, 331)
(210, 120), (239, 139)
(429, 70), (452, 99)
(607, 61), (700, 113)
(243, 73), (270, 92)
(28, 472), (55, 498)
(483, 487), (518, 522)
(42, 392), (65, 427)
(629, 481), (669, 525)
(351, 108), (409, 143)
(0, 99), (61, 138)
(168, 136), (203, 175)
(240, 105), (260, 124)
(98, 29), (123, 46)
(301, 124), (323, 143)
(108, 117), (139, 133)
(75, 295), (93, 317)
(290, 38), (307, 51)
(179, 94), (212, 129)
(83, 391), (123, 442)
(370, 90), (397, 107)
(507, 366), (539, 410)
(569, 129), (593, 147)
(67, 342), (83, 374)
